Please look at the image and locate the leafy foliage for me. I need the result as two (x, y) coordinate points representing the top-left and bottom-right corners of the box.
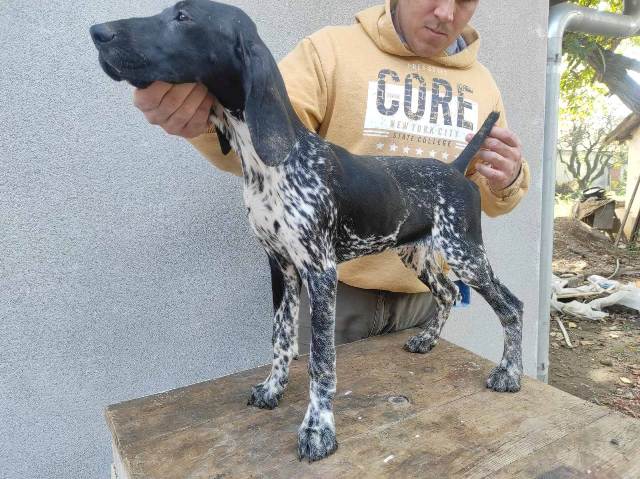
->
(556, 0), (637, 196)
(561, 0), (640, 118)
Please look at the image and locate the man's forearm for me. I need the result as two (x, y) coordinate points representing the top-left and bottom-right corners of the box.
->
(188, 131), (243, 176)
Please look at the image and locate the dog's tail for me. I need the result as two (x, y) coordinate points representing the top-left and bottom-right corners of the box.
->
(450, 111), (500, 175)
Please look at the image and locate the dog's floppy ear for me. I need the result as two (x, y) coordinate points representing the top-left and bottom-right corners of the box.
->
(240, 36), (297, 166)
(214, 125), (232, 155)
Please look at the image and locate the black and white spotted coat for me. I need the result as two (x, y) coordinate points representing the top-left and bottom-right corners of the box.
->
(210, 99), (523, 462)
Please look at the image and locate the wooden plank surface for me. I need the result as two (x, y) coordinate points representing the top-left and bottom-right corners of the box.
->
(105, 330), (640, 479)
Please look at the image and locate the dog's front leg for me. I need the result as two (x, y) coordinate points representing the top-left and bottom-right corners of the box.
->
(297, 264), (338, 462)
(248, 258), (301, 409)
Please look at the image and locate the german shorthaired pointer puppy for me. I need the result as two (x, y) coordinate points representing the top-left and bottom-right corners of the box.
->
(91, 0), (523, 462)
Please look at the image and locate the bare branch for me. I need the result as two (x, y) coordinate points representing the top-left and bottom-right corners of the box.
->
(557, 113), (626, 194)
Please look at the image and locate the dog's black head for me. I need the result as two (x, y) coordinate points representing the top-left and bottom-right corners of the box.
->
(91, 0), (301, 165)
(90, 0), (255, 109)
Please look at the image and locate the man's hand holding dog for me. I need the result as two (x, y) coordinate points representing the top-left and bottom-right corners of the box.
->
(466, 127), (523, 191)
(133, 81), (214, 139)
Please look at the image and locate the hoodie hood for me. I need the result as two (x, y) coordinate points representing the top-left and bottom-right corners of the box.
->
(356, 0), (481, 69)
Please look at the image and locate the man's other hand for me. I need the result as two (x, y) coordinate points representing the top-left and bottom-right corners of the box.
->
(466, 126), (523, 191)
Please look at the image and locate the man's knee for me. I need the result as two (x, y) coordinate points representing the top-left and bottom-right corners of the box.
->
(376, 291), (437, 334)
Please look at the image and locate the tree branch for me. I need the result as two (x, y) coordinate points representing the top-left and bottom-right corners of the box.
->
(582, 43), (640, 114)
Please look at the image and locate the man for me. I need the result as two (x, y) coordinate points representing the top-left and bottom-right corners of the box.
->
(132, 0), (529, 353)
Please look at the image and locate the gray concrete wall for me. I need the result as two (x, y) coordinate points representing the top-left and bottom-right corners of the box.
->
(0, 1), (547, 477)
(445, 4), (548, 377)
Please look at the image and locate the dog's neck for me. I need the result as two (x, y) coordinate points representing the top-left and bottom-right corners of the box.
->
(207, 37), (307, 169)
(209, 104), (277, 180)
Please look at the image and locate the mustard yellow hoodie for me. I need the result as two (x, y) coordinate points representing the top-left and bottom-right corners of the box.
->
(189, 0), (530, 293)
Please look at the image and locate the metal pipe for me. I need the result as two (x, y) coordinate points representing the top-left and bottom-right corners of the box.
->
(539, 1), (640, 382)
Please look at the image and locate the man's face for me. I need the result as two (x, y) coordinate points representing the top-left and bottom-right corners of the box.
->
(396, 0), (479, 57)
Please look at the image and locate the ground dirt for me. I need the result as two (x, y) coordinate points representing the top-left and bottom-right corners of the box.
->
(550, 217), (640, 419)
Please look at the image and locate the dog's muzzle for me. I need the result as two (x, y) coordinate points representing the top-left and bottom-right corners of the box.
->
(90, 23), (152, 89)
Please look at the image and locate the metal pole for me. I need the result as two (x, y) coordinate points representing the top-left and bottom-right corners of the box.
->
(539, 1), (640, 382)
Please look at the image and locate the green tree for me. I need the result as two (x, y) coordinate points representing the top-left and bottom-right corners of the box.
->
(552, 0), (637, 195)
(554, 0), (640, 118)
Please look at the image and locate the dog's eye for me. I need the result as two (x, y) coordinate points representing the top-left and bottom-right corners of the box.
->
(175, 11), (190, 22)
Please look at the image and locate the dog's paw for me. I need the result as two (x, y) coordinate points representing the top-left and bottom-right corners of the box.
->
(297, 424), (338, 462)
(247, 382), (283, 409)
(486, 365), (521, 392)
(403, 334), (437, 354)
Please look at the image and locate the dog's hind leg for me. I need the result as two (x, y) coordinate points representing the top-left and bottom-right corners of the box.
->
(398, 242), (459, 353)
(445, 242), (524, 392)
(297, 263), (339, 462)
(248, 256), (301, 409)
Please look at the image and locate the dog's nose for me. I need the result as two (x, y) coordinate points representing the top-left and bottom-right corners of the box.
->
(90, 24), (116, 45)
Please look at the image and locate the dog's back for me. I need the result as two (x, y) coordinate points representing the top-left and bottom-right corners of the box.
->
(321, 111), (498, 260)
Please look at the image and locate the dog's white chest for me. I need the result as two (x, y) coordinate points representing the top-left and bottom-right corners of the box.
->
(244, 170), (284, 233)
(211, 109), (332, 266)
(244, 171), (316, 263)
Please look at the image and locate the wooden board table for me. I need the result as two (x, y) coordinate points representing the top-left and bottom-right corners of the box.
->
(106, 330), (640, 479)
